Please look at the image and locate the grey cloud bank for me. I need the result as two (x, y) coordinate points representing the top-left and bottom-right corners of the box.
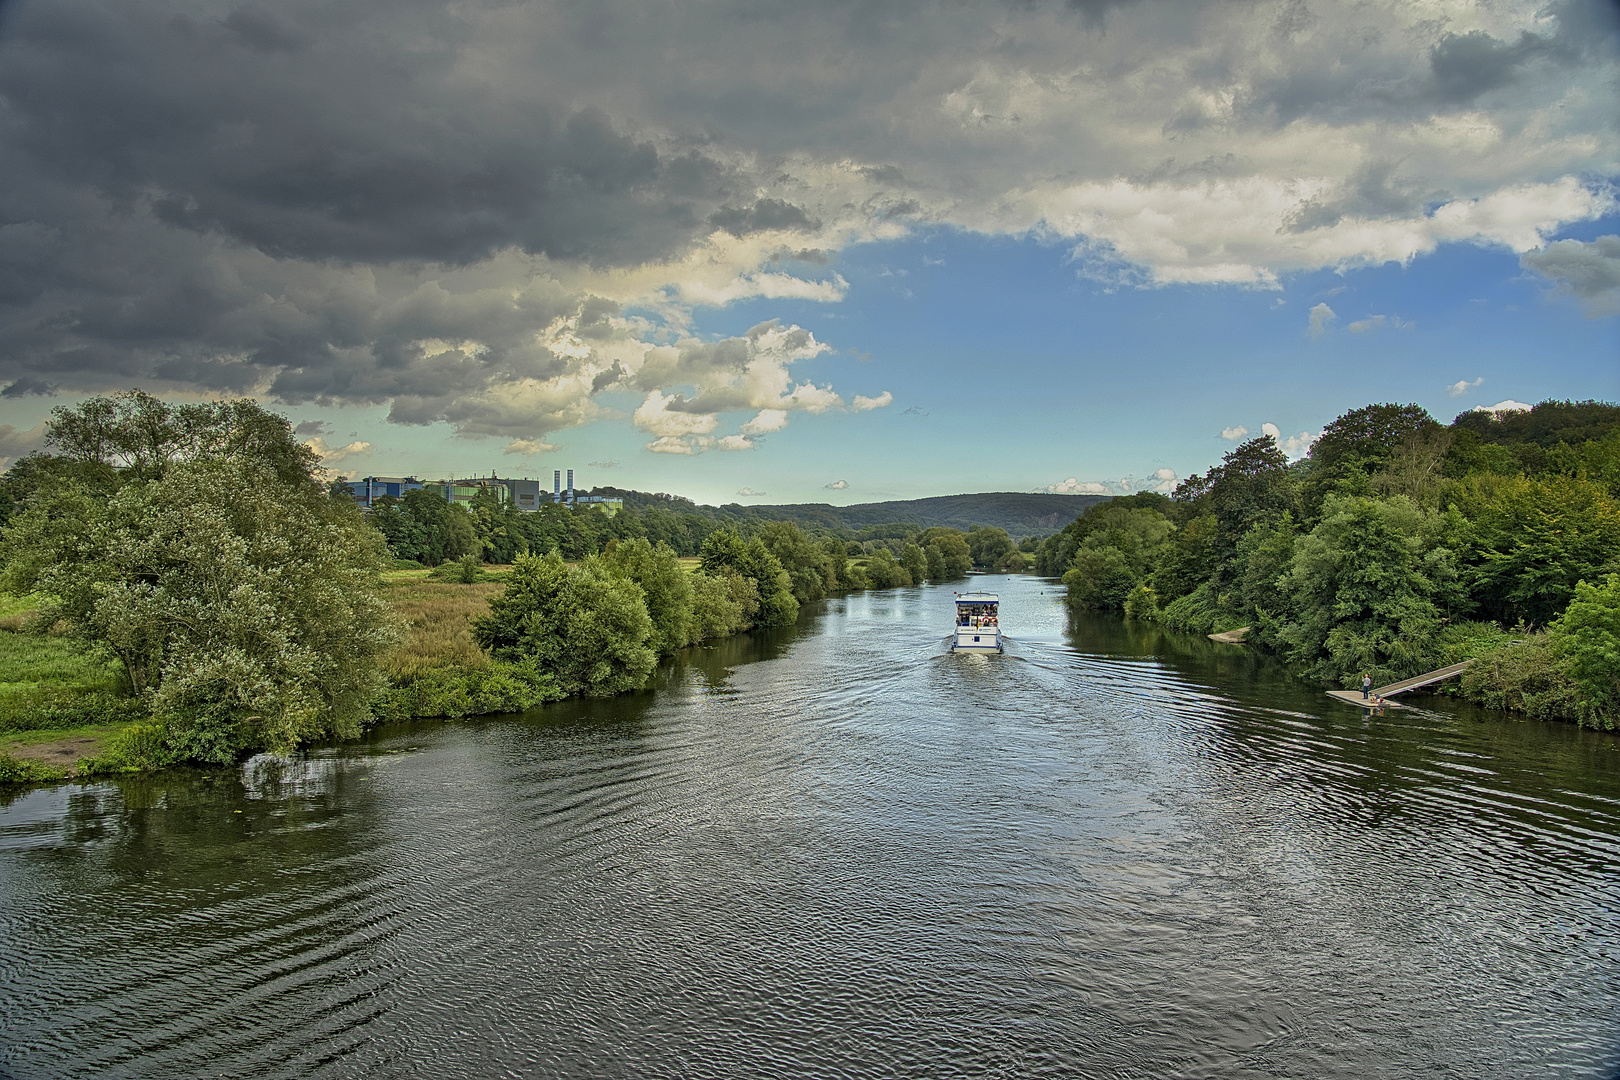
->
(0, 0), (1615, 445)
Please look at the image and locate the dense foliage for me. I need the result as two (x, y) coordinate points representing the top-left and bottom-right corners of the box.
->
(1041, 400), (1620, 728)
(1, 392), (396, 761)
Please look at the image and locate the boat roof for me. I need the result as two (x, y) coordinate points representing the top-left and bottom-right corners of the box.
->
(955, 592), (999, 604)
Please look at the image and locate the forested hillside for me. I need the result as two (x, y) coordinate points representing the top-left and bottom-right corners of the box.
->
(596, 489), (1107, 538)
(1038, 399), (1620, 728)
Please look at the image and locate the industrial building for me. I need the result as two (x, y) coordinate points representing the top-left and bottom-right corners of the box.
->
(339, 470), (620, 514)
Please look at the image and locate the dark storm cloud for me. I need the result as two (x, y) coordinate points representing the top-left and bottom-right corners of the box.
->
(0, 2), (733, 268)
(1248, 0), (1620, 127)
(709, 198), (822, 237)
(1284, 161), (1446, 232)
(1521, 236), (1620, 315)
(0, 0), (1613, 427)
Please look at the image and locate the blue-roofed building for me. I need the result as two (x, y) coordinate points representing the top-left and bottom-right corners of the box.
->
(339, 476), (424, 509)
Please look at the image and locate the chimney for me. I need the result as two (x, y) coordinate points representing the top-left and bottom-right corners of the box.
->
(554, 470), (560, 500)
(566, 469), (574, 504)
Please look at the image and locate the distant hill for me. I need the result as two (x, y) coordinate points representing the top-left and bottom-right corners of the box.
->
(594, 488), (1107, 538)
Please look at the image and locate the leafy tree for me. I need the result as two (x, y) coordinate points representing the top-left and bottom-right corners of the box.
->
(1457, 474), (1620, 626)
(900, 542), (928, 584)
(43, 388), (321, 487)
(699, 529), (800, 625)
(690, 570), (755, 641)
(1064, 547), (1135, 611)
(2, 394), (395, 762)
(472, 552), (656, 696)
(863, 548), (911, 588)
(1204, 435), (1296, 573)
(1303, 402), (1437, 512)
(1551, 574), (1620, 726)
(371, 489), (479, 566)
(602, 538), (695, 655)
(757, 521), (835, 604)
(1370, 426), (1455, 504)
(1274, 495), (1451, 684)
(966, 526), (1014, 569)
(917, 528), (972, 580)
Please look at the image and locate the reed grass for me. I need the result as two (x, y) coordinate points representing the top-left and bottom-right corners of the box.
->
(377, 578), (505, 681)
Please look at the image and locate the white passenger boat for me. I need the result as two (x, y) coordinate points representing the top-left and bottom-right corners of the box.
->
(951, 592), (1003, 653)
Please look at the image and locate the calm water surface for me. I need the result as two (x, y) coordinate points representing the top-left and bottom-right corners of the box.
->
(3, 575), (1618, 1079)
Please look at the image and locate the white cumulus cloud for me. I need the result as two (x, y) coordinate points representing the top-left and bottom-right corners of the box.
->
(1260, 423), (1320, 459)
(852, 391), (893, 411)
(736, 487), (767, 497)
(1047, 478), (1113, 495)
(740, 409), (789, 435)
(305, 437), (372, 466)
(1308, 303), (1337, 338)
(1221, 425), (1249, 441)
(1347, 314), (1415, 333)
(824, 479), (848, 490)
(504, 438), (558, 456)
(1447, 377), (1485, 398)
(1473, 400), (1533, 415)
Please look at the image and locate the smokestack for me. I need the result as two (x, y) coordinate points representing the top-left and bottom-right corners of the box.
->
(554, 470), (560, 499)
(567, 469), (574, 503)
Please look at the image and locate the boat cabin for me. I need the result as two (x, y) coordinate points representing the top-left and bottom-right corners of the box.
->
(952, 592), (1002, 653)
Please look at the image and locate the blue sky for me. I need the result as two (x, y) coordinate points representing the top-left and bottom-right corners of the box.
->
(0, 0), (1615, 505)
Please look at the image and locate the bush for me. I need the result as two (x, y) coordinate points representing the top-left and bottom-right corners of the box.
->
(0, 753), (67, 785)
(372, 662), (563, 721)
(1159, 582), (1243, 635)
(1064, 546), (1135, 611)
(602, 539), (695, 654)
(78, 722), (179, 775)
(0, 690), (148, 733)
(863, 549), (911, 588)
(473, 552), (657, 697)
(690, 571), (754, 642)
(1456, 633), (1584, 723)
(1551, 573), (1620, 727)
(391, 559), (426, 570)
(1123, 584), (1160, 621)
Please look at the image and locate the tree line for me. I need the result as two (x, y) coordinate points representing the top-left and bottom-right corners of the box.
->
(0, 391), (1019, 774)
(1037, 400), (1620, 728)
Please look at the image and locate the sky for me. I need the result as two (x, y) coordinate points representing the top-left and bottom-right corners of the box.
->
(0, 0), (1616, 506)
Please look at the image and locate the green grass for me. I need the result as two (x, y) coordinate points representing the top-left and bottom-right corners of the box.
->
(2, 721), (130, 747)
(0, 632), (124, 697)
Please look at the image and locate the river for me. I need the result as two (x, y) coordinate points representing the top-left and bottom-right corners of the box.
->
(2, 574), (1617, 1079)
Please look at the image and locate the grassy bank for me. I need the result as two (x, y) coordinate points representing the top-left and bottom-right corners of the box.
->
(0, 571), (554, 782)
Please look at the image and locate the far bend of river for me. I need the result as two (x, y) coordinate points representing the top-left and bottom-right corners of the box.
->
(3, 575), (1619, 1080)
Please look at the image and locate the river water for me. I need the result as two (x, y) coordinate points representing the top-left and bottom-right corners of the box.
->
(2, 574), (1618, 1079)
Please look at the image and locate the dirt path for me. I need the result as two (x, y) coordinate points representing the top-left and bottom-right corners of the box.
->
(3, 735), (102, 767)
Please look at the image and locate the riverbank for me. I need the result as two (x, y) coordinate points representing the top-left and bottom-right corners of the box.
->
(1, 556), (955, 785)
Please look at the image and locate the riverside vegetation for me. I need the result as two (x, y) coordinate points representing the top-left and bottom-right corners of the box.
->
(0, 392), (1002, 783)
(1037, 400), (1620, 729)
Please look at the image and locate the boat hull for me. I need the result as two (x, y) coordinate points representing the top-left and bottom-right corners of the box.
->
(951, 630), (1002, 653)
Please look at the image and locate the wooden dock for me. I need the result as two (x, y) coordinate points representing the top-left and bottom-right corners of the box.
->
(1326, 660), (1474, 710)
(1325, 690), (1409, 710)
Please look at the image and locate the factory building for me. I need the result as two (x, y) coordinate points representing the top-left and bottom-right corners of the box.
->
(340, 470), (620, 514)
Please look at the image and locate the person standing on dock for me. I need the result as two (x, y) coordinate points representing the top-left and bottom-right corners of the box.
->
(1361, 673), (1372, 699)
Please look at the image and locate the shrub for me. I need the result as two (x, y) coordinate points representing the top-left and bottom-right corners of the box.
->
(1551, 573), (1620, 727)
(0, 690), (148, 733)
(1123, 584), (1160, 621)
(473, 552), (657, 697)
(78, 722), (179, 775)
(1456, 633), (1584, 723)
(371, 662), (562, 721)
(0, 753), (67, 784)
